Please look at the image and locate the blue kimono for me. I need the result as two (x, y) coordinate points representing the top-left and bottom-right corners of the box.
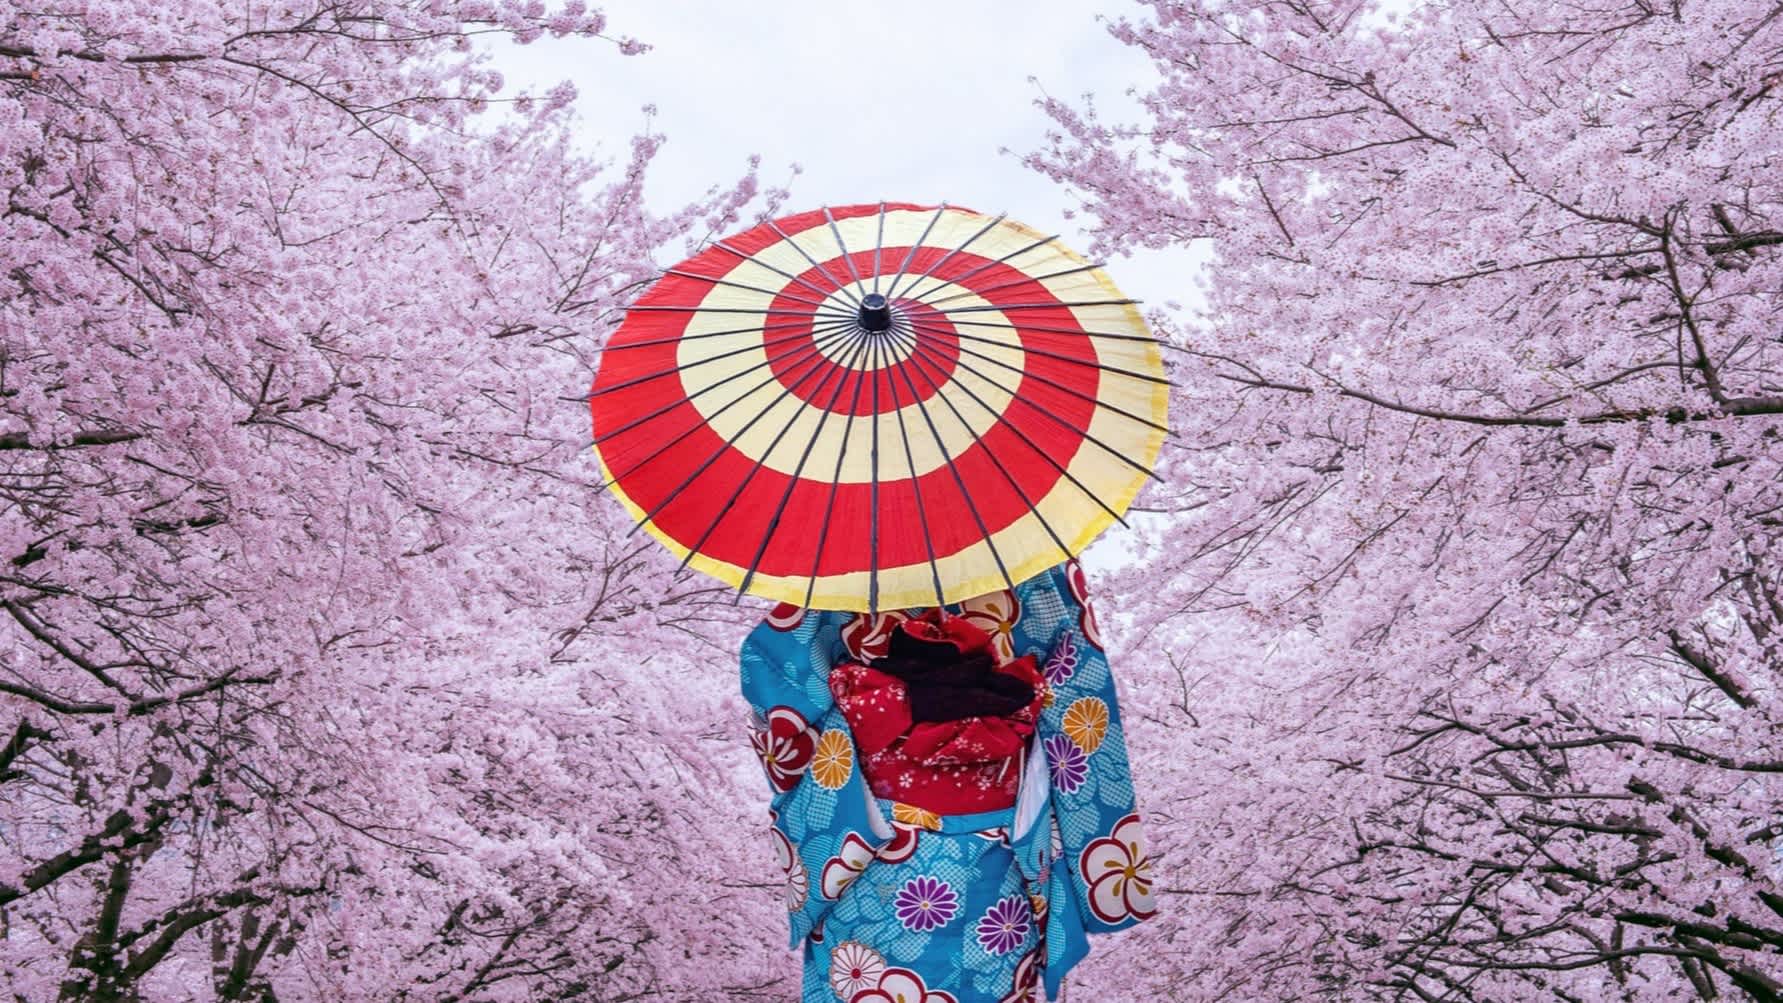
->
(741, 562), (1155, 1003)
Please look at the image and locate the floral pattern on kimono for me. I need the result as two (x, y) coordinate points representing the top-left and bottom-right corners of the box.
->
(740, 561), (1156, 1003)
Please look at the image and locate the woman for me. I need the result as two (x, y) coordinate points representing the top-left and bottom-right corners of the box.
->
(741, 560), (1155, 1003)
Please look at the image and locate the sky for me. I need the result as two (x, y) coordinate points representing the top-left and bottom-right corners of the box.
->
(485, 0), (1206, 311)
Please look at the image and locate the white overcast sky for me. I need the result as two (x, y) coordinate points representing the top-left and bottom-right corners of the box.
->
(485, 1), (1205, 311)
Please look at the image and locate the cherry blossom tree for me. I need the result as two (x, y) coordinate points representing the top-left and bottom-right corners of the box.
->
(1030, 0), (1783, 999)
(1, 3), (786, 999)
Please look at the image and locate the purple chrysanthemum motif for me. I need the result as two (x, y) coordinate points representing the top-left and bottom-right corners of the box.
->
(894, 876), (960, 932)
(975, 895), (1032, 955)
(1043, 630), (1079, 686)
(1044, 734), (1089, 794)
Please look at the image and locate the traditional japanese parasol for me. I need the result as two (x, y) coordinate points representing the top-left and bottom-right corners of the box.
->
(589, 203), (1168, 612)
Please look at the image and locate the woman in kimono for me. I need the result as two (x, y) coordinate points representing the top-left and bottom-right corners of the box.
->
(741, 560), (1155, 1003)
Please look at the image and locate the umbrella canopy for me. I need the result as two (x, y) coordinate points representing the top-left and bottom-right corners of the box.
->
(589, 202), (1168, 612)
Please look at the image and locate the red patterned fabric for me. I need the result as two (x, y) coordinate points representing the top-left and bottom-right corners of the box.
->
(829, 610), (1046, 815)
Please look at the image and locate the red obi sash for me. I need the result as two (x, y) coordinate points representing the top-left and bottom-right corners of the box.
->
(829, 609), (1045, 815)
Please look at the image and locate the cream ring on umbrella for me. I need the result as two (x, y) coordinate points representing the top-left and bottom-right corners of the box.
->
(590, 203), (1169, 612)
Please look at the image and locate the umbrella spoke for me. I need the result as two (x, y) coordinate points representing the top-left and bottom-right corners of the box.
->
(884, 211), (1006, 302)
(894, 231), (1059, 302)
(735, 324), (878, 600)
(629, 304), (855, 321)
(602, 316), (838, 353)
(882, 321), (1018, 596)
(882, 204), (949, 299)
(822, 206), (871, 302)
(918, 263), (1105, 306)
(928, 299), (1138, 314)
(943, 316), (1159, 345)
(871, 202), (886, 296)
(664, 269), (832, 308)
(710, 239), (847, 304)
(802, 329), (881, 611)
(767, 218), (864, 310)
(867, 330), (883, 614)
(880, 326), (948, 610)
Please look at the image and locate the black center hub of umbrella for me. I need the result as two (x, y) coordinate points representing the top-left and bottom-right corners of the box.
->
(857, 293), (894, 333)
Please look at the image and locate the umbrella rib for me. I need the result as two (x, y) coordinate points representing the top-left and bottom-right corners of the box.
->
(593, 319), (857, 448)
(867, 330), (883, 614)
(882, 320), (1016, 596)
(766, 219), (864, 310)
(678, 325), (869, 576)
(884, 211), (1006, 302)
(801, 328), (880, 611)
(591, 317), (857, 399)
(906, 319), (1164, 478)
(882, 204), (949, 300)
(936, 323), (1175, 390)
(604, 316), (835, 353)
(885, 323), (1073, 562)
(895, 231), (1059, 302)
(709, 239), (846, 304)
(943, 316), (1160, 345)
(663, 269), (832, 308)
(929, 299), (1138, 314)
(627, 327), (869, 537)
(595, 321), (860, 480)
(735, 323), (878, 601)
(893, 331), (1133, 528)
(880, 324), (948, 610)
(629, 304), (855, 321)
(920, 263), (1106, 307)
(871, 202), (886, 296)
(822, 206), (871, 301)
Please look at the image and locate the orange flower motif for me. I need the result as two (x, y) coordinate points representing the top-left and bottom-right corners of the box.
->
(956, 588), (1021, 663)
(1061, 697), (1109, 754)
(891, 801), (942, 831)
(811, 729), (854, 790)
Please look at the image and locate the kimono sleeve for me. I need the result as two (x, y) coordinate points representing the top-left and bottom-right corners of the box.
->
(739, 607), (893, 949)
(1034, 562), (1158, 935)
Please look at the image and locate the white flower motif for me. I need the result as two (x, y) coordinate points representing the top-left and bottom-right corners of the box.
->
(820, 832), (876, 899)
(828, 941), (885, 1000)
(1079, 812), (1157, 924)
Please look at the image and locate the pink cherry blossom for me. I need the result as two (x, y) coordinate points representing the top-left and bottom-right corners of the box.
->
(1031, 0), (1783, 997)
(0, 3), (784, 1000)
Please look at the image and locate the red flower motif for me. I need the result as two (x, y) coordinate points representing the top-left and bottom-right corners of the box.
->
(820, 832), (876, 899)
(1079, 812), (1157, 924)
(999, 949), (1043, 1003)
(1065, 559), (1103, 650)
(849, 967), (958, 1003)
(841, 610), (910, 662)
(769, 819), (807, 911)
(766, 602), (806, 631)
(751, 706), (817, 792)
(875, 821), (921, 864)
(956, 588), (1022, 663)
